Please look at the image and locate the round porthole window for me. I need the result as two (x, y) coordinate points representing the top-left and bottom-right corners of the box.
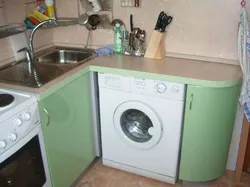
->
(120, 109), (153, 143)
(113, 101), (163, 149)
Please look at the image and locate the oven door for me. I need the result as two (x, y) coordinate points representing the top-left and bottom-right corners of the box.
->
(0, 126), (50, 187)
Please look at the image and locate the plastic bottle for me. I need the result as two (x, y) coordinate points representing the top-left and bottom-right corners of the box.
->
(114, 23), (122, 54)
(45, 0), (56, 19)
(36, 0), (46, 15)
(36, 0), (42, 6)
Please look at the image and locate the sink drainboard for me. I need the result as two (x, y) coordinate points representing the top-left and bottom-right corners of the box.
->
(0, 62), (65, 88)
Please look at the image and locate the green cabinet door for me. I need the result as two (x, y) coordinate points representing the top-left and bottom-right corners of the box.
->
(179, 84), (241, 182)
(39, 74), (95, 187)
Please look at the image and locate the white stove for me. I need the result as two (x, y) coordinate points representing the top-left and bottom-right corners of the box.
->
(0, 88), (39, 154)
(0, 89), (37, 124)
(0, 88), (51, 187)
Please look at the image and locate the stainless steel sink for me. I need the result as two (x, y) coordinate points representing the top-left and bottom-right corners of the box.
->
(0, 61), (69, 88)
(0, 47), (95, 88)
(36, 49), (93, 64)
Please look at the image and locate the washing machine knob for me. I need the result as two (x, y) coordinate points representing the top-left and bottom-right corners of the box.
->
(172, 86), (180, 93)
(0, 140), (7, 149)
(156, 83), (167, 93)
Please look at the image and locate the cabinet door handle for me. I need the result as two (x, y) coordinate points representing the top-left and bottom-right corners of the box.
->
(189, 93), (194, 110)
(43, 108), (50, 126)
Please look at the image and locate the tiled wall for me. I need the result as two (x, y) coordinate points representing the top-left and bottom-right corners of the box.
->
(0, 0), (247, 64)
(0, 0), (53, 64)
(54, 0), (247, 63)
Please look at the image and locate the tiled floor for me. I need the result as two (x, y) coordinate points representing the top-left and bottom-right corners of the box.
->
(75, 159), (250, 187)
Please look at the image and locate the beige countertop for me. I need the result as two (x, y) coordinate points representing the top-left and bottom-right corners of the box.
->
(88, 55), (242, 84)
(0, 52), (243, 96)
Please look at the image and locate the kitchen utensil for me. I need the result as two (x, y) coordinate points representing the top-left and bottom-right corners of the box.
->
(88, 14), (101, 30)
(130, 14), (133, 32)
(154, 11), (165, 31)
(135, 0), (139, 7)
(134, 38), (145, 56)
(122, 30), (130, 55)
(78, 13), (89, 25)
(128, 0), (133, 6)
(133, 27), (140, 37)
(129, 32), (135, 50)
(79, 14), (99, 48)
(78, 13), (92, 30)
(160, 15), (172, 32)
(85, 30), (91, 48)
(154, 11), (173, 32)
(122, 30), (129, 40)
(138, 30), (146, 41)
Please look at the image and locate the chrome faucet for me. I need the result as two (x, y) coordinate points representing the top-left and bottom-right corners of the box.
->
(16, 19), (57, 87)
(17, 19), (57, 64)
(29, 19), (57, 61)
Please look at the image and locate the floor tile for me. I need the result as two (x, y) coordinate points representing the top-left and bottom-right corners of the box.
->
(137, 177), (174, 187)
(75, 159), (250, 187)
(241, 173), (250, 187)
(76, 181), (93, 187)
(223, 170), (235, 183)
(209, 180), (230, 187)
(109, 180), (139, 187)
(92, 160), (121, 179)
(80, 171), (112, 187)
(115, 170), (143, 184)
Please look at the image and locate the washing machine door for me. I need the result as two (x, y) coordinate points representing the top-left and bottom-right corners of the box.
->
(113, 101), (163, 149)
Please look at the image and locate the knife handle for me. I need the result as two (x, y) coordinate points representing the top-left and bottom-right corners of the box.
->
(155, 11), (165, 30)
(135, 0), (139, 7)
(130, 14), (133, 32)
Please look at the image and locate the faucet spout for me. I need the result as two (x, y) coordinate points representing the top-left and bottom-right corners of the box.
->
(29, 19), (57, 61)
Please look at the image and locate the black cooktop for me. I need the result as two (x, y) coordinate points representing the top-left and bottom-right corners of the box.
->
(0, 94), (14, 108)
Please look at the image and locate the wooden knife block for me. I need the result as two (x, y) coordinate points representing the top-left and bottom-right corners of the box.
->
(144, 30), (166, 60)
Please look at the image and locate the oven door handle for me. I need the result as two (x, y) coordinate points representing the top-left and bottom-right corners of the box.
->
(43, 108), (50, 126)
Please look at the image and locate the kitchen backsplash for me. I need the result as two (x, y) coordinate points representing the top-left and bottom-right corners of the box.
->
(0, 0), (249, 64)
(54, 0), (248, 63)
(0, 0), (53, 64)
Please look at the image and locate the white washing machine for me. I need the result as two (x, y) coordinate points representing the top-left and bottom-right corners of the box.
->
(98, 73), (186, 184)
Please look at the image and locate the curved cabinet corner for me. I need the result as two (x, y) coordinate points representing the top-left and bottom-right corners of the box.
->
(179, 83), (241, 182)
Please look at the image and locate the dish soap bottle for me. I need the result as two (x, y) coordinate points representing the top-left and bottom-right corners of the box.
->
(45, 0), (56, 19)
(114, 23), (122, 54)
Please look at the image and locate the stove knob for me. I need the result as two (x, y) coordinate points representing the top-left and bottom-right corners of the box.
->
(22, 112), (31, 121)
(15, 118), (23, 127)
(8, 133), (17, 142)
(0, 140), (7, 149)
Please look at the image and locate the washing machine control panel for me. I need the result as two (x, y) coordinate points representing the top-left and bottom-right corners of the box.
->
(98, 73), (130, 91)
(131, 77), (147, 90)
(98, 73), (186, 100)
(130, 77), (186, 100)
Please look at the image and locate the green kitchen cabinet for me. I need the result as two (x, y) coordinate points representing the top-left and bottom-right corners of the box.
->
(179, 84), (241, 182)
(39, 74), (95, 187)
